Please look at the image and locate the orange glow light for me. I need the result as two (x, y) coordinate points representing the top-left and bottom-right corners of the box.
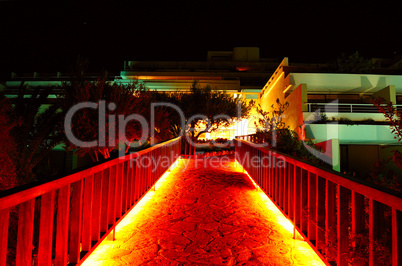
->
(82, 158), (326, 266)
(81, 158), (184, 266)
(233, 160), (325, 265)
(283, 84), (293, 94)
(235, 159), (295, 235)
(264, 72), (284, 96)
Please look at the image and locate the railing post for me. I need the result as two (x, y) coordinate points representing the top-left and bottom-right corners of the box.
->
(0, 208), (9, 266)
(115, 163), (123, 219)
(351, 191), (365, 259)
(38, 191), (56, 266)
(69, 180), (83, 264)
(293, 163), (297, 239)
(301, 169), (308, 236)
(135, 159), (141, 204)
(55, 185), (71, 266)
(370, 199), (388, 265)
(337, 186), (350, 266)
(283, 161), (288, 215)
(108, 165), (117, 233)
(262, 152), (267, 193)
(130, 159), (137, 202)
(274, 156), (278, 201)
(317, 176), (326, 253)
(326, 180), (337, 264)
(278, 158), (282, 207)
(127, 162), (133, 208)
(295, 166), (301, 230)
(108, 165), (117, 226)
(91, 171), (103, 242)
(122, 161), (128, 212)
(288, 163), (294, 221)
(145, 155), (149, 191)
(184, 139), (187, 157)
(16, 199), (35, 266)
(308, 172), (317, 245)
(101, 168), (111, 233)
(392, 208), (402, 265)
(369, 198), (374, 266)
(140, 156), (145, 196)
(82, 174), (94, 252)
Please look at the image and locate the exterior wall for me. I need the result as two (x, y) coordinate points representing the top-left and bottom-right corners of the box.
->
(284, 84), (306, 136)
(315, 139), (341, 172)
(290, 73), (402, 94)
(258, 59), (402, 178)
(232, 47), (260, 61)
(259, 58), (306, 136)
(373, 85), (396, 103)
(341, 144), (402, 178)
(304, 124), (399, 144)
(341, 145), (380, 177)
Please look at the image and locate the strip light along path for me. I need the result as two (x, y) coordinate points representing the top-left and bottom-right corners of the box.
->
(82, 156), (325, 266)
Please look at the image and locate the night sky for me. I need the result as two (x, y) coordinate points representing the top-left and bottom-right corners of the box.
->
(1, 1), (401, 78)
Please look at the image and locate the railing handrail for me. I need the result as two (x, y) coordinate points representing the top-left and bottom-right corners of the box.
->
(236, 138), (402, 210)
(0, 136), (181, 211)
(236, 136), (401, 196)
(235, 137), (402, 265)
(0, 136), (182, 266)
(305, 102), (402, 113)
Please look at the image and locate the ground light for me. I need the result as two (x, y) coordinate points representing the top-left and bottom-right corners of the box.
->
(81, 158), (183, 266)
(234, 159), (327, 265)
(233, 159), (296, 236)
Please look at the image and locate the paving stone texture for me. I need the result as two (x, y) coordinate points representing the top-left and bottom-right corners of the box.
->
(82, 156), (325, 266)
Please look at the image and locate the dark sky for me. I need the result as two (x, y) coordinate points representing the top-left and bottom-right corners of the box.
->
(1, 1), (401, 77)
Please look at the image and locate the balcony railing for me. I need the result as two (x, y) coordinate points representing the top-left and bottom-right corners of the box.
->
(235, 137), (402, 265)
(305, 102), (402, 113)
(0, 137), (181, 266)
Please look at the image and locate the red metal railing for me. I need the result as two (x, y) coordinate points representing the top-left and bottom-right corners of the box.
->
(182, 137), (196, 158)
(235, 138), (402, 266)
(0, 137), (181, 266)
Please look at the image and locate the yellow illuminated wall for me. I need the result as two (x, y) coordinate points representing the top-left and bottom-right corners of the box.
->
(259, 58), (306, 137)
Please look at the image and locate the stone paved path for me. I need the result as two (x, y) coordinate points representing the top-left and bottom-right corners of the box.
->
(82, 156), (325, 266)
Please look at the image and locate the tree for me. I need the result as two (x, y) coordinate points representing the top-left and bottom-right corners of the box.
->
(371, 97), (402, 191)
(150, 91), (184, 138)
(123, 90), (174, 151)
(373, 97), (402, 142)
(59, 77), (148, 161)
(8, 84), (64, 184)
(174, 81), (253, 140)
(254, 99), (295, 151)
(255, 98), (288, 135)
(329, 51), (374, 74)
(0, 95), (19, 190)
(254, 99), (328, 166)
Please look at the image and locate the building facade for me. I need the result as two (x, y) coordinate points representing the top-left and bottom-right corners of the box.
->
(259, 58), (402, 177)
(4, 49), (402, 178)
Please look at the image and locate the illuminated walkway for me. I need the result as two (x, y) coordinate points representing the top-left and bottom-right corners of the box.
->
(82, 157), (325, 265)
